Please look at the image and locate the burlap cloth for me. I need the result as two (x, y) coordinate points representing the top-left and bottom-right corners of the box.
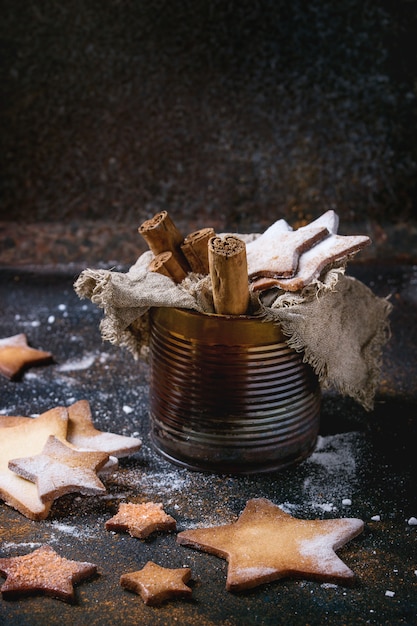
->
(74, 250), (392, 411)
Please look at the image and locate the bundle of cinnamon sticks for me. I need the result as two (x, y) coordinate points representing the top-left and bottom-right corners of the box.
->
(139, 211), (250, 316)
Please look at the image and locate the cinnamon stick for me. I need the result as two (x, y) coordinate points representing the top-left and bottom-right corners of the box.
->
(148, 251), (187, 283)
(139, 211), (190, 272)
(181, 227), (215, 274)
(208, 235), (250, 316)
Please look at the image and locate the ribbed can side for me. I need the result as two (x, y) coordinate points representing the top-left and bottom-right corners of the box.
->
(149, 307), (320, 474)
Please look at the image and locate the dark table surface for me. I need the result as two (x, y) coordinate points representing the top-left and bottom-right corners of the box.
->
(0, 260), (416, 626)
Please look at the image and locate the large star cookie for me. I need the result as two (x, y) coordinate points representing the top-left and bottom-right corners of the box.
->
(8, 435), (109, 502)
(105, 502), (176, 539)
(0, 406), (69, 520)
(0, 399), (142, 459)
(177, 498), (364, 591)
(0, 333), (52, 379)
(120, 561), (192, 606)
(0, 545), (97, 603)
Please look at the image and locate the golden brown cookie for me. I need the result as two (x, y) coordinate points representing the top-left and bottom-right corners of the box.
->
(0, 406), (69, 520)
(177, 498), (364, 591)
(8, 435), (109, 503)
(67, 400), (142, 457)
(120, 561), (192, 605)
(0, 545), (97, 603)
(0, 333), (52, 379)
(0, 400), (141, 458)
(105, 502), (176, 539)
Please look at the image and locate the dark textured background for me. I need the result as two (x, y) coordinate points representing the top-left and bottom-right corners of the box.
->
(1, 0), (416, 265)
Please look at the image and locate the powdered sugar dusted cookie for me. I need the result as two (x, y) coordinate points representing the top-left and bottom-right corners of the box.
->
(0, 406), (69, 520)
(249, 211), (370, 292)
(0, 400), (141, 459)
(246, 219), (329, 279)
(252, 233), (371, 292)
(67, 400), (142, 457)
(177, 498), (364, 591)
(105, 502), (177, 539)
(0, 545), (97, 603)
(8, 435), (109, 503)
(0, 333), (52, 379)
(120, 561), (192, 605)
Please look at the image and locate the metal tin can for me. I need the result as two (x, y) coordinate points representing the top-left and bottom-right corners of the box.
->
(149, 307), (320, 474)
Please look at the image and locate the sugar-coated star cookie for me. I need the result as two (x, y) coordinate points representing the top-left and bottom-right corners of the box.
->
(246, 220), (329, 279)
(0, 545), (97, 603)
(0, 406), (69, 520)
(248, 211), (370, 292)
(177, 497), (364, 591)
(105, 502), (176, 538)
(67, 400), (142, 457)
(9, 435), (109, 502)
(120, 561), (192, 605)
(0, 333), (52, 379)
(0, 400), (141, 458)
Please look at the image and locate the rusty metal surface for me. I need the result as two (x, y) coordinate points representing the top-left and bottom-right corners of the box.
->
(0, 261), (416, 625)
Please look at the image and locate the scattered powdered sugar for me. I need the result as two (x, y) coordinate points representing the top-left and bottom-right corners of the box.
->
(122, 405), (134, 414)
(2, 542), (43, 551)
(17, 521), (100, 547)
(371, 515), (381, 522)
(122, 468), (190, 498)
(302, 432), (362, 511)
(48, 521), (96, 540)
(57, 353), (96, 372)
(312, 502), (336, 513)
(307, 434), (357, 475)
(385, 590), (395, 597)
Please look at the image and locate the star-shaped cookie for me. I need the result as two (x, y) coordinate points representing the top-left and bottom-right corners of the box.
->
(67, 400), (142, 457)
(8, 435), (109, 502)
(120, 561), (192, 606)
(0, 333), (53, 379)
(177, 498), (364, 591)
(0, 400), (141, 459)
(249, 211), (371, 292)
(105, 502), (176, 538)
(0, 406), (69, 520)
(0, 545), (97, 603)
(246, 219), (329, 278)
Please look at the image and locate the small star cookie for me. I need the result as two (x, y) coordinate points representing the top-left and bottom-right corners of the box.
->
(120, 561), (192, 606)
(8, 435), (109, 502)
(177, 497), (364, 591)
(105, 502), (176, 538)
(0, 545), (97, 603)
(0, 333), (52, 379)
